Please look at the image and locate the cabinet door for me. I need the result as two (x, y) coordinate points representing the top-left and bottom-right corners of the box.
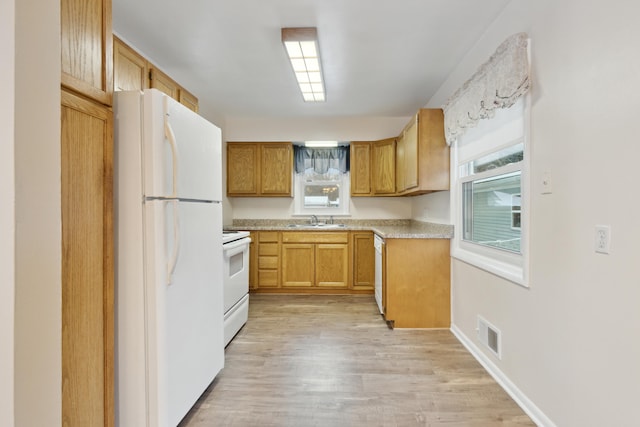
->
(114, 36), (148, 92)
(395, 132), (406, 193)
(61, 89), (114, 427)
(352, 232), (374, 290)
(316, 244), (349, 288)
(149, 67), (179, 100)
(227, 143), (259, 195)
(372, 138), (396, 194)
(415, 108), (449, 193)
(350, 142), (372, 196)
(282, 244), (314, 287)
(402, 115), (419, 191)
(61, 0), (113, 105)
(179, 88), (199, 113)
(261, 143), (292, 196)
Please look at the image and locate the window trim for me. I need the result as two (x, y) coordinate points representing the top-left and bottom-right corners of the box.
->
(293, 171), (351, 216)
(451, 96), (530, 287)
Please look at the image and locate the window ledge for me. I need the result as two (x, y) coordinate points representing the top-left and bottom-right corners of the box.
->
(451, 245), (529, 288)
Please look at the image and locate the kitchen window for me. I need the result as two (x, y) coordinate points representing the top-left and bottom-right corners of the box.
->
(293, 145), (350, 216)
(452, 96), (530, 286)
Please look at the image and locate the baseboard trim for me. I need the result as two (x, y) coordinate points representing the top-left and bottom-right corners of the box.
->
(450, 324), (556, 427)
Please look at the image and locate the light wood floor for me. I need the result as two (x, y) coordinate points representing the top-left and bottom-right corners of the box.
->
(180, 294), (534, 427)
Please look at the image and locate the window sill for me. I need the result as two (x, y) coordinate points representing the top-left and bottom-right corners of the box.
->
(451, 245), (529, 288)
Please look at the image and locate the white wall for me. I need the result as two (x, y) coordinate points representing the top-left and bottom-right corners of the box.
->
(421, 1), (640, 425)
(0, 0), (15, 423)
(230, 196), (412, 221)
(225, 116), (413, 222)
(13, 0), (62, 425)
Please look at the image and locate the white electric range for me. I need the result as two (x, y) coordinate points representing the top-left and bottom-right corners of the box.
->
(222, 230), (251, 346)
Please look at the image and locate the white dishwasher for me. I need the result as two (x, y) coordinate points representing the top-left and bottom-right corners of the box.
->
(374, 234), (384, 314)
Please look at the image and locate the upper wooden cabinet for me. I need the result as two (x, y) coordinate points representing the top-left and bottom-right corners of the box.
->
(372, 138), (396, 195)
(227, 142), (293, 197)
(396, 114), (419, 193)
(350, 142), (372, 196)
(350, 109), (449, 197)
(179, 88), (199, 113)
(113, 37), (199, 112)
(149, 67), (179, 99)
(61, 0), (113, 106)
(396, 109), (449, 196)
(113, 36), (148, 92)
(351, 138), (397, 196)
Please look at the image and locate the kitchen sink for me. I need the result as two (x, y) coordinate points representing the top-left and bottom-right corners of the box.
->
(286, 223), (346, 229)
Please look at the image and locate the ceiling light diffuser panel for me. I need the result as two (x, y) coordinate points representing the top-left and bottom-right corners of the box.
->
(282, 27), (326, 102)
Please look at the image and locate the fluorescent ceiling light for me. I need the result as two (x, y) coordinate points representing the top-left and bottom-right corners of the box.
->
(282, 27), (326, 102)
(304, 141), (338, 147)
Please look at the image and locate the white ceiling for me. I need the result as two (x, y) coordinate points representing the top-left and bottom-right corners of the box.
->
(112, 0), (511, 121)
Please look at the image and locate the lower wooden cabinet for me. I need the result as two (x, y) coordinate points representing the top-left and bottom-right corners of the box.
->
(383, 238), (450, 328)
(282, 232), (349, 289)
(256, 231), (280, 288)
(249, 231), (372, 293)
(352, 231), (374, 290)
(282, 243), (315, 287)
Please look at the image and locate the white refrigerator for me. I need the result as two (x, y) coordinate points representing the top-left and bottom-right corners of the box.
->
(114, 89), (224, 427)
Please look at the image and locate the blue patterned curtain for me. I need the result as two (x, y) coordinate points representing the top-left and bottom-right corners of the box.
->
(293, 146), (350, 174)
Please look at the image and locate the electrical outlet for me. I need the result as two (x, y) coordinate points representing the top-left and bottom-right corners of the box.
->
(595, 225), (611, 254)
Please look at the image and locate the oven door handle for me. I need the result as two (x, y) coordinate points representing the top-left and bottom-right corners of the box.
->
(223, 237), (252, 258)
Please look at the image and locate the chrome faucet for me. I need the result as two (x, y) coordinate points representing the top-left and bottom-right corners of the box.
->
(310, 215), (318, 225)
(329, 215), (334, 224)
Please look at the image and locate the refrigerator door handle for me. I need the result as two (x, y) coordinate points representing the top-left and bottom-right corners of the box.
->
(167, 200), (181, 285)
(164, 97), (179, 198)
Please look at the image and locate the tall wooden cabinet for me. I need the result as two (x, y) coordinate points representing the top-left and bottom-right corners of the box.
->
(227, 142), (293, 197)
(61, 0), (114, 424)
(61, 90), (114, 427)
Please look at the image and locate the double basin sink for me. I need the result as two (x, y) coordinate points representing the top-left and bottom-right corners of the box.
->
(286, 223), (346, 229)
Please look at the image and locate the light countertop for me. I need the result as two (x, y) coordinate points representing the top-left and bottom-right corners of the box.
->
(226, 219), (454, 239)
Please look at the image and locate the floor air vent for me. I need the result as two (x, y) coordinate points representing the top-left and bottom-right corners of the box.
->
(477, 316), (502, 359)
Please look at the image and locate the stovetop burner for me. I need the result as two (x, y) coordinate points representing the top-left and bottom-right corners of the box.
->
(222, 229), (250, 244)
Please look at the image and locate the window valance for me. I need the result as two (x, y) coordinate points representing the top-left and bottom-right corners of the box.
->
(443, 32), (531, 145)
(293, 146), (350, 174)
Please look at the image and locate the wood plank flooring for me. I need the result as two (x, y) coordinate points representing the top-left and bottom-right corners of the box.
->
(180, 294), (534, 427)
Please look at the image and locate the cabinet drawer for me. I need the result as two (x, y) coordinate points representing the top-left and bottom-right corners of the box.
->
(258, 231), (279, 242)
(282, 232), (349, 244)
(258, 243), (279, 256)
(258, 257), (278, 270)
(258, 271), (279, 287)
